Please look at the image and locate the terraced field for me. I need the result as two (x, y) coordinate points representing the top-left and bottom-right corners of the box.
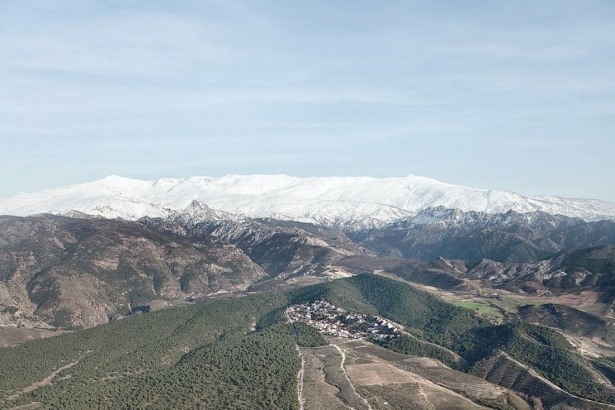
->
(300, 337), (529, 410)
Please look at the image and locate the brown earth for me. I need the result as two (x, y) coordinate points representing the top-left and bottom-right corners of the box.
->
(0, 328), (64, 347)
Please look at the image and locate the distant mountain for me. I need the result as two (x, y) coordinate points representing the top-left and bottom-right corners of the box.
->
(337, 244), (615, 294)
(2, 174), (615, 229)
(352, 206), (615, 263)
(446, 245), (615, 301)
(140, 201), (368, 279)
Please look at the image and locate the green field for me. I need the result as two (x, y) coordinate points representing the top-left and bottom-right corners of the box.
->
(453, 301), (505, 321)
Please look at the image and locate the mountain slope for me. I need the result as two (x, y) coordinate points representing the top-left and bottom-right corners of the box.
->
(140, 201), (368, 279)
(0, 214), (266, 328)
(2, 174), (615, 229)
(459, 245), (615, 299)
(353, 207), (615, 263)
(0, 292), (300, 409)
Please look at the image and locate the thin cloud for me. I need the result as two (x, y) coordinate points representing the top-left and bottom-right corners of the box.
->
(0, 1), (614, 201)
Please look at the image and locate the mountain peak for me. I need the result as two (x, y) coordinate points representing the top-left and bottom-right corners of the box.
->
(1, 174), (614, 228)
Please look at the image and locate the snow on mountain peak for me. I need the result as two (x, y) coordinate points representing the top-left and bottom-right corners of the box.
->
(1, 174), (614, 229)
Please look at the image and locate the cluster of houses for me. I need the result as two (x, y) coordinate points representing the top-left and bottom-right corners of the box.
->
(287, 299), (402, 341)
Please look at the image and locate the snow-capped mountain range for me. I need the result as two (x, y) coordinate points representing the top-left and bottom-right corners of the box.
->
(1, 174), (615, 229)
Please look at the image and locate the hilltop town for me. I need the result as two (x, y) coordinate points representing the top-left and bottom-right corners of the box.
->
(286, 300), (402, 341)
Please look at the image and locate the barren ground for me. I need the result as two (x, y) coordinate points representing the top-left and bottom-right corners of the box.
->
(0, 328), (64, 347)
(300, 337), (529, 410)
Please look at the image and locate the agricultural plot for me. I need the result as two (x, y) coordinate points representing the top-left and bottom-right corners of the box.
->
(301, 342), (371, 410)
(301, 347), (350, 410)
(395, 358), (531, 409)
(300, 337), (529, 410)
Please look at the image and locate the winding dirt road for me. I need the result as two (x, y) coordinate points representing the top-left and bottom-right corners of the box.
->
(330, 343), (373, 410)
(285, 309), (306, 410)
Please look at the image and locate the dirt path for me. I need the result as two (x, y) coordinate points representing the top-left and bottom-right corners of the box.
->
(331, 344), (373, 410)
(286, 309), (306, 410)
(8, 355), (85, 400)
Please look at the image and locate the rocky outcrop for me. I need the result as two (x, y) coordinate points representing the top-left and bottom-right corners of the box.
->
(141, 203), (369, 278)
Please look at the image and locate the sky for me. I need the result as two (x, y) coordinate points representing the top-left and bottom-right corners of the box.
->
(1, 1), (614, 201)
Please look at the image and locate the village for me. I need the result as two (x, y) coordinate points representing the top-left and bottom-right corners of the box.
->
(286, 299), (402, 341)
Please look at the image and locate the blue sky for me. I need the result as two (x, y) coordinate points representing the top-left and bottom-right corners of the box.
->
(1, 1), (614, 201)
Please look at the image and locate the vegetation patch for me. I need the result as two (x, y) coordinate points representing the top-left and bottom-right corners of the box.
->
(0, 293), (292, 409)
(378, 334), (460, 367)
(294, 321), (327, 347)
(453, 301), (504, 321)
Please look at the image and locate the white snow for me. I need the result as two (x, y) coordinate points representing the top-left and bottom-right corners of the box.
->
(1, 174), (615, 228)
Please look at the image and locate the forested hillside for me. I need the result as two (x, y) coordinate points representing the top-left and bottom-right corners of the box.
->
(0, 293), (298, 409)
(2, 274), (615, 408)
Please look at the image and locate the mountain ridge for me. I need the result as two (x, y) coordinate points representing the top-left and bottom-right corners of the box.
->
(2, 174), (615, 229)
